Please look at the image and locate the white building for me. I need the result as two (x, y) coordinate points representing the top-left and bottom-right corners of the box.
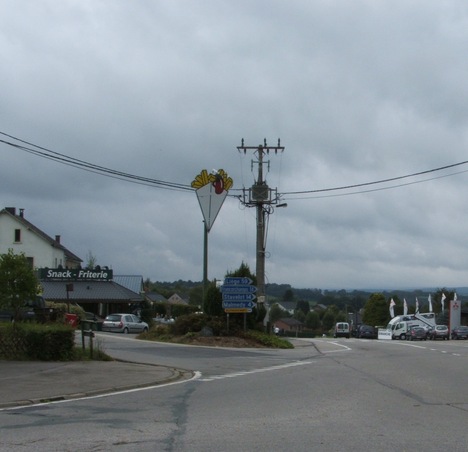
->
(0, 207), (82, 269)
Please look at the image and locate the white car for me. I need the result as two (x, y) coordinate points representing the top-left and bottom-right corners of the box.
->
(102, 313), (149, 334)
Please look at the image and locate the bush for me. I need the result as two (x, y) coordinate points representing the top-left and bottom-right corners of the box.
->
(0, 322), (75, 361)
(243, 330), (294, 349)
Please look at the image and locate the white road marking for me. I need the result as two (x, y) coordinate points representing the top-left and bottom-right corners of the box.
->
(0, 372), (202, 412)
(197, 361), (314, 382)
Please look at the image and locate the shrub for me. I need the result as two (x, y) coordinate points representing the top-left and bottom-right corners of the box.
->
(242, 330), (294, 349)
(0, 322), (75, 360)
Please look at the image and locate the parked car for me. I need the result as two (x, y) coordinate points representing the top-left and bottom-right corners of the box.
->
(357, 324), (377, 339)
(428, 325), (449, 340)
(102, 313), (149, 334)
(451, 325), (468, 340)
(406, 326), (427, 341)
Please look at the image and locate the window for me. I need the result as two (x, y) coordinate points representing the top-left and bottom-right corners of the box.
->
(14, 229), (21, 242)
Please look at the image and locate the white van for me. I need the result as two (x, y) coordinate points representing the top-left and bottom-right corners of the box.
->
(387, 313), (435, 340)
(334, 322), (350, 338)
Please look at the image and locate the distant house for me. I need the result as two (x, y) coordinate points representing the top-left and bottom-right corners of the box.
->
(275, 301), (296, 315)
(145, 292), (167, 304)
(0, 207), (82, 269)
(167, 293), (189, 305)
(274, 317), (304, 333)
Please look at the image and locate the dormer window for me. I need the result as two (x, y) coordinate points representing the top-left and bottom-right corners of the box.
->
(14, 229), (21, 243)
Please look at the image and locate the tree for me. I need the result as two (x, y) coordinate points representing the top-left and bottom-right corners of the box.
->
(269, 303), (286, 324)
(322, 310), (336, 332)
(362, 293), (388, 327)
(226, 261), (257, 285)
(85, 250), (97, 269)
(204, 282), (223, 316)
(188, 285), (204, 307)
(0, 249), (39, 321)
(305, 311), (321, 331)
(283, 289), (295, 302)
(296, 300), (310, 316)
(293, 310), (305, 322)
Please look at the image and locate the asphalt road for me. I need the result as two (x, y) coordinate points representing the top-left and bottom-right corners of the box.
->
(1, 334), (467, 451)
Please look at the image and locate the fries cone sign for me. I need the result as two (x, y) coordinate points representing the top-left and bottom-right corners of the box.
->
(192, 169), (233, 231)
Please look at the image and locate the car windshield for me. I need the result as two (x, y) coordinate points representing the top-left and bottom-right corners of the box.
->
(106, 315), (121, 321)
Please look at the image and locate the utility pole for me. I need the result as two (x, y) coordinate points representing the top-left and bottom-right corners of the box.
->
(237, 139), (285, 304)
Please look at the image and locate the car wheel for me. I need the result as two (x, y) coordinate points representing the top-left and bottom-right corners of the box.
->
(123, 327), (129, 334)
(400, 334), (406, 340)
(143, 327), (148, 332)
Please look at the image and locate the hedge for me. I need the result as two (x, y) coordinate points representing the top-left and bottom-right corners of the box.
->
(0, 322), (75, 361)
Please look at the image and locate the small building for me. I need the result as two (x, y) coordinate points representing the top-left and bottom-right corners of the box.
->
(0, 207), (144, 316)
(275, 301), (296, 315)
(274, 317), (305, 334)
(0, 207), (82, 269)
(167, 293), (189, 305)
(41, 278), (144, 317)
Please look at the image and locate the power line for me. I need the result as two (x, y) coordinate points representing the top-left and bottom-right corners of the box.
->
(281, 160), (468, 196)
(0, 131), (193, 193)
(282, 168), (468, 200)
(2, 130), (466, 198)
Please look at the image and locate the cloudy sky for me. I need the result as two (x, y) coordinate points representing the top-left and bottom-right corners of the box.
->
(2, 1), (468, 290)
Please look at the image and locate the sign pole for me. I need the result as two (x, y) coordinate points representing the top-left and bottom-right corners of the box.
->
(192, 169), (233, 314)
(203, 222), (208, 312)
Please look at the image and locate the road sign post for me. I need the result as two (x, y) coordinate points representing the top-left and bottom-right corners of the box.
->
(222, 278), (257, 332)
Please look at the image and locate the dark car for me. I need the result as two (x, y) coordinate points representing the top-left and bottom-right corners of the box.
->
(357, 324), (377, 339)
(406, 326), (427, 341)
(428, 325), (449, 340)
(451, 325), (468, 340)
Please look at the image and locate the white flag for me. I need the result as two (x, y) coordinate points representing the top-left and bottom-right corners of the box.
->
(441, 293), (446, 311)
(415, 297), (419, 314)
(389, 298), (396, 318)
(454, 293), (457, 302)
(403, 298), (408, 316)
(428, 294), (432, 313)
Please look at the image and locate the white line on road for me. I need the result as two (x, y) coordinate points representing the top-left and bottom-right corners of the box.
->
(197, 360), (315, 382)
(0, 372), (202, 412)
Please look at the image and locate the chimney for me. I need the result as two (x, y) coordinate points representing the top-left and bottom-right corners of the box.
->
(19, 208), (24, 218)
(55, 235), (61, 244)
(5, 207), (16, 215)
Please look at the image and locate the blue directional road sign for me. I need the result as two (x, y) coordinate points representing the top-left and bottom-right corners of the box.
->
(220, 285), (257, 294)
(222, 300), (256, 309)
(224, 277), (253, 285)
(221, 293), (256, 302)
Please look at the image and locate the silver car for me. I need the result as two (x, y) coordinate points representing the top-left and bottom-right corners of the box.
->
(102, 313), (149, 334)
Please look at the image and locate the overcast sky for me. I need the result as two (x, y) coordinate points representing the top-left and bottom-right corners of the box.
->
(2, 1), (468, 290)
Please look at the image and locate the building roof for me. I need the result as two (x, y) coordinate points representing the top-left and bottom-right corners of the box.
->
(0, 207), (82, 264)
(277, 317), (304, 327)
(41, 281), (143, 303)
(275, 301), (296, 312)
(113, 275), (144, 294)
(145, 292), (167, 303)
